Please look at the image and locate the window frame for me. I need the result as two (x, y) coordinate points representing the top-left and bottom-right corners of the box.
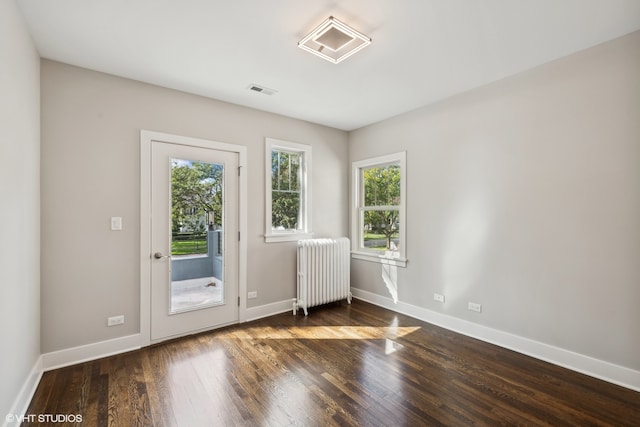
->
(265, 138), (312, 243)
(351, 151), (407, 267)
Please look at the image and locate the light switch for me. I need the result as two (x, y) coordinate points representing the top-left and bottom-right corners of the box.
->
(111, 217), (122, 231)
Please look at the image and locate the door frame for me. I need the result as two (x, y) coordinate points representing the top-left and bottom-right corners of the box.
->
(140, 130), (248, 347)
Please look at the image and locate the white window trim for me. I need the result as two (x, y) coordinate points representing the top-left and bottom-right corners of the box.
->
(351, 151), (407, 267)
(265, 138), (312, 243)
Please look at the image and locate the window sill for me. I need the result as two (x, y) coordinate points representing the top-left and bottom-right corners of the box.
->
(265, 232), (313, 243)
(351, 251), (407, 268)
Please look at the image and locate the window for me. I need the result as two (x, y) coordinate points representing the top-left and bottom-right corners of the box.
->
(352, 152), (406, 267)
(265, 138), (312, 243)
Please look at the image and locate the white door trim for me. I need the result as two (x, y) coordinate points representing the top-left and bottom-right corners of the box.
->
(140, 130), (248, 347)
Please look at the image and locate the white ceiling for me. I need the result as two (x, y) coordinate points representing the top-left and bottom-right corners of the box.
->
(17, 0), (640, 131)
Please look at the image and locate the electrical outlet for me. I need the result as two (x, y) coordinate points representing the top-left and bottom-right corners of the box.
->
(433, 293), (445, 303)
(468, 302), (482, 313)
(107, 315), (125, 326)
(248, 291), (257, 299)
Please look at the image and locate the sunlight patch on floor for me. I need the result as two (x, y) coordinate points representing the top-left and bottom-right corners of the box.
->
(224, 325), (421, 340)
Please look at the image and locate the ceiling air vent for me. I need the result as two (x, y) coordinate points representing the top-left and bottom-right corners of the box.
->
(247, 84), (277, 96)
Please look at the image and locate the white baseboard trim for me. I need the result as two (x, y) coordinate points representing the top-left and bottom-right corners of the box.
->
(246, 298), (295, 322)
(41, 334), (141, 372)
(38, 300), (295, 374)
(3, 356), (43, 427)
(351, 287), (640, 392)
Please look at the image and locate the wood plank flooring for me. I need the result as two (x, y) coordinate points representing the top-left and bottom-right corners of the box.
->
(25, 300), (640, 426)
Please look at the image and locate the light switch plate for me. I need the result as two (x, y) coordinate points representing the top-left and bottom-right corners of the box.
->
(111, 217), (122, 231)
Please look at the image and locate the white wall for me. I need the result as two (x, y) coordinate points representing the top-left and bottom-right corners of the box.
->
(349, 31), (640, 371)
(40, 61), (349, 353)
(0, 0), (41, 417)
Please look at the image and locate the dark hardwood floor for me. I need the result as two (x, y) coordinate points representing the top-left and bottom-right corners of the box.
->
(25, 300), (639, 426)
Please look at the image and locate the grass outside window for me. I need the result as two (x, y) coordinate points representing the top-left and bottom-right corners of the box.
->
(171, 238), (207, 255)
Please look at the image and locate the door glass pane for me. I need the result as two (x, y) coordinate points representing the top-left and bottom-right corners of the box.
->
(169, 158), (224, 314)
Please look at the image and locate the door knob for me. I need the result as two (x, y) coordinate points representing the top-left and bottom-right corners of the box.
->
(154, 252), (170, 259)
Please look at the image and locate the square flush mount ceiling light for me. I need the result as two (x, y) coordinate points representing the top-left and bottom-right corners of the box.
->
(298, 16), (371, 64)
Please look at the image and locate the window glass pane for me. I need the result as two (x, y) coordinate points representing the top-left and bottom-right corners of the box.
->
(362, 209), (400, 251)
(272, 151), (291, 190)
(279, 152), (291, 190)
(271, 148), (303, 231)
(271, 151), (279, 190)
(290, 152), (301, 191)
(364, 164), (400, 206)
(272, 191), (300, 230)
(272, 150), (302, 191)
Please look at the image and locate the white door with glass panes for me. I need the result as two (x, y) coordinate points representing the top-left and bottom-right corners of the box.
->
(148, 139), (239, 342)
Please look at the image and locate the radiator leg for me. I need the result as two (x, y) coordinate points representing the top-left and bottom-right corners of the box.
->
(347, 291), (352, 305)
(293, 298), (298, 315)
